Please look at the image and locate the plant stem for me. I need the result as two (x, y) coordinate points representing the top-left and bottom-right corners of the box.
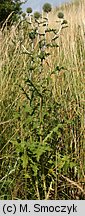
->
(55, 146), (58, 199)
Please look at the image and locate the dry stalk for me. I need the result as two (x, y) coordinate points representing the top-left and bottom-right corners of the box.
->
(45, 179), (54, 200)
(1, 11), (14, 31)
(61, 174), (85, 195)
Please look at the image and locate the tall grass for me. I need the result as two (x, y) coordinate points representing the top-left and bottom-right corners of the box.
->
(0, 0), (85, 199)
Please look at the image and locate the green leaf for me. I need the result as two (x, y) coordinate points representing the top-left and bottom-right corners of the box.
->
(30, 163), (38, 176)
(13, 112), (20, 119)
(24, 173), (30, 179)
(43, 124), (63, 142)
(21, 154), (28, 169)
(70, 162), (76, 169)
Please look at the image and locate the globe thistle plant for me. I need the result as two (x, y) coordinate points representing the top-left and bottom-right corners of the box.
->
(57, 12), (64, 19)
(42, 3), (52, 20)
(26, 7), (32, 23)
(34, 11), (41, 20)
(26, 7), (32, 15)
(43, 3), (52, 14)
(22, 12), (26, 19)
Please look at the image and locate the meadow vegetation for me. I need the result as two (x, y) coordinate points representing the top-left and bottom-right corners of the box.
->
(0, 0), (85, 199)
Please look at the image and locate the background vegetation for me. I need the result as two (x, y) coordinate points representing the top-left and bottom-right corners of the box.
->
(0, 0), (23, 27)
(0, 0), (85, 199)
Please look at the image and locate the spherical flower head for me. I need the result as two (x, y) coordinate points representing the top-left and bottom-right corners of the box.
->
(22, 13), (26, 18)
(34, 11), (41, 20)
(57, 12), (64, 19)
(26, 7), (32, 15)
(43, 3), (52, 13)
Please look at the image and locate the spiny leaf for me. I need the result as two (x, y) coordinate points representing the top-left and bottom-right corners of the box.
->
(21, 154), (28, 169)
